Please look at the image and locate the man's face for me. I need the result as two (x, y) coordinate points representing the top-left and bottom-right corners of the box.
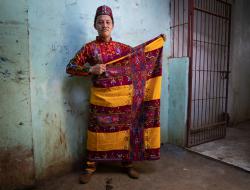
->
(95, 15), (113, 39)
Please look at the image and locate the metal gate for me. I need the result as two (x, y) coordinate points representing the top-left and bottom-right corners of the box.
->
(170, 0), (231, 147)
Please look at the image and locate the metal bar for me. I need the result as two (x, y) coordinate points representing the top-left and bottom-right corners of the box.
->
(193, 0), (198, 143)
(211, 0), (215, 127)
(170, 22), (188, 29)
(210, 0), (214, 125)
(214, 0), (218, 128)
(219, 2), (225, 136)
(202, 0), (207, 141)
(219, 1), (224, 137)
(222, 1), (226, 135)
(222, 4), (228, 109)
(212, 0), (216, 125)
(182, 0), (185, 56)
(216, 0), (231, 6)
(197, 0), (202, 144)
(208, 0), (214, 139)
(177, 0), (180, 57)
(192, 70), (230, 73)
(225, 4), (231, 127)
(193, 39), (227, 47)
(173, 0), (176, 56)
(206, 0), (211, 136)
(188, 133), (225, 147)
(223, 3), (229, 135)
(192, 97), (226, 101)
(190, 121), (226, 134)
(201, 0), (206, 141)
(187, 0), (191, 145)
(214, 0), (218, 137)
(193, 0), (198, 131)
(194, 7), (230, 20)
(216, 0), (222, 137)
(187, 0), (194, 146)
(207, 0), (211, 128)
(211, 0), (215, 137)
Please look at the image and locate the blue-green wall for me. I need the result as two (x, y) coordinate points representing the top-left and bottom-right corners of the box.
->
(0, 0), (35, 188)
(0, 0), (173, 188)
(168, 58), (189, 146)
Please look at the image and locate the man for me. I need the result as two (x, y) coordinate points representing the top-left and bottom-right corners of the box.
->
(66, 5), (165, 184)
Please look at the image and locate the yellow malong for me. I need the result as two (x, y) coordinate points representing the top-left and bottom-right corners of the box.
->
(86, 35), (165, 161)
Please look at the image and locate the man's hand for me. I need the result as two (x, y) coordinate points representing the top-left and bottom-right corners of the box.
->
(161, 34), (166, 42)
(89, 64), (106, 75)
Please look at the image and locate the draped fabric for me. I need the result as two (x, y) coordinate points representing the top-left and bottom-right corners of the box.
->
(87, 35), (164, 161)
(66, 36), (131, 76)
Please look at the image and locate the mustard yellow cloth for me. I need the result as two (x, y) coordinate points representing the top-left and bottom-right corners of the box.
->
(87, 35), (165, 161)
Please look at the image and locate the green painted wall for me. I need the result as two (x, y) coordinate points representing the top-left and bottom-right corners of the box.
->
(0, 0), (35, 188)
(168, 58), (189, 146)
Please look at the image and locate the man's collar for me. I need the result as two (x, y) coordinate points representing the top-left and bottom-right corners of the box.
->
(96, 36), (112, 42)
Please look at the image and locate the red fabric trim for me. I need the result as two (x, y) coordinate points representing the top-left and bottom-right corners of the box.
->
(87, 148), (160, 161)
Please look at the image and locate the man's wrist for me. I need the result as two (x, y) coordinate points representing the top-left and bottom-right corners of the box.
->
(88, 66), (92, 74)
(82, 66), (92, 74)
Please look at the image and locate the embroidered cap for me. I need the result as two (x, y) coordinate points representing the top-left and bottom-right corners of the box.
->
(94, 5), (114, 26)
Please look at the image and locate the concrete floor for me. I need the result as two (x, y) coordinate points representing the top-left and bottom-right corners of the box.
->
(34, 144), (250, 190)
(190, 121), (250, 171)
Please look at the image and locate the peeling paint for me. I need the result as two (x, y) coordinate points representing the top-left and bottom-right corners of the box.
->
(0, 56), (16, 64)
(0, 57), (8, 62)
(0, 69), (28, 83)
(0, 69), (11, 79)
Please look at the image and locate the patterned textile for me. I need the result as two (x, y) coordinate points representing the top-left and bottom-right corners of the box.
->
(66, 37), (131, 76)
(66, 35), (165, 161)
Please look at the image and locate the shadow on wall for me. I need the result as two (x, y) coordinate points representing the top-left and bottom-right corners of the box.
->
(62, 7), (91, 160)
(54, 4), (93, 169)
(62, 76), (91, 162)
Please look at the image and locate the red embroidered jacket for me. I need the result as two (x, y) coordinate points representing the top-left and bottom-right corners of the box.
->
(66, 37), (131, 76)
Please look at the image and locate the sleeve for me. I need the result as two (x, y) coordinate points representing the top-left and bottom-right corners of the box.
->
(66, 44), (91, 76)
